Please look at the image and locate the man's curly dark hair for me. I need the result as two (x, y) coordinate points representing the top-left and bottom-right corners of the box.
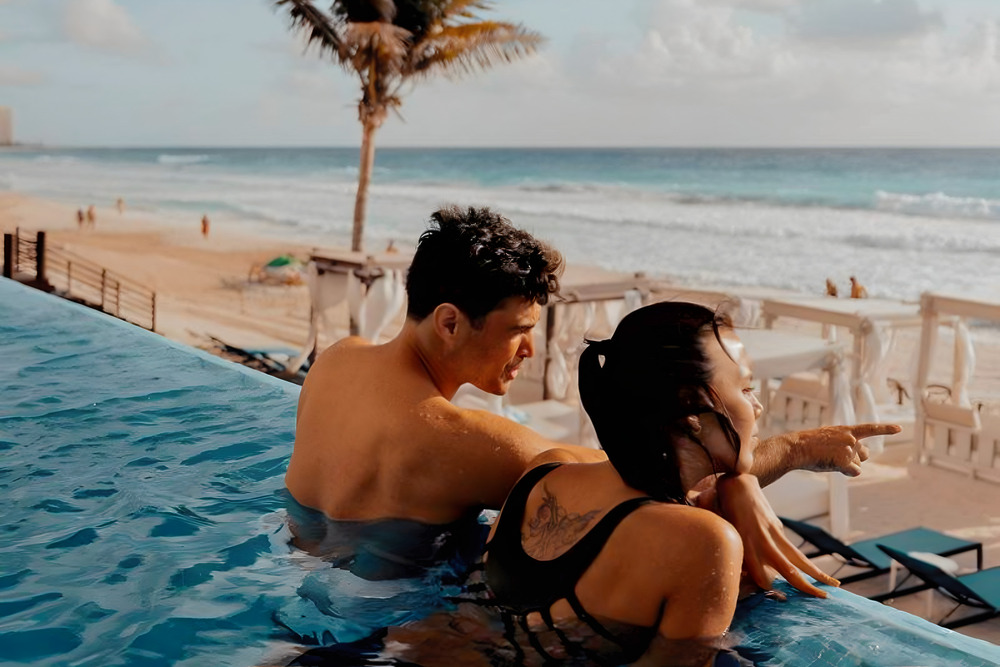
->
(405, 206), (563, 325)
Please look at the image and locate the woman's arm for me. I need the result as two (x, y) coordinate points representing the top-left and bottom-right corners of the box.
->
(654, 510), (744, 639)
(750, 423), (901, 487)
(713, 473), (840, 597)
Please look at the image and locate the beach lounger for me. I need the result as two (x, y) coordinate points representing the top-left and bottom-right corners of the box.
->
(780, 517), (982, 592)
(877, 545), (1000, 628)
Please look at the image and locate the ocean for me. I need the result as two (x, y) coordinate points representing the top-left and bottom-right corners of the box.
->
(2, 146), (999, 301)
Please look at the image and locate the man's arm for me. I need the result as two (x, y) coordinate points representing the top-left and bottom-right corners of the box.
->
(750, 423), (902, 487)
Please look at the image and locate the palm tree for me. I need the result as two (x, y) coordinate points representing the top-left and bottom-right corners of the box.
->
(276, 0), (544, 252)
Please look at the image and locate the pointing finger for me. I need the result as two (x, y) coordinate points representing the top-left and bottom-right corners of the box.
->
(848, 423), (902, 440)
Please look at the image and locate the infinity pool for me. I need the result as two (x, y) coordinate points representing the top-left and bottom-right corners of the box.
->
(2, 277), (999, 666)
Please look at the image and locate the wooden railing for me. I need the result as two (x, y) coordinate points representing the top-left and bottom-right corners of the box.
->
(3, 229), (157, 332)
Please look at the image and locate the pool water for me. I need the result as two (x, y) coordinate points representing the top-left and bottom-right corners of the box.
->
(2, 277), (1000, 666)
(0, 279), (451, 666)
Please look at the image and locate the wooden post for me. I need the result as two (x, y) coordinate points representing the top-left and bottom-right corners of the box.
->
(100, 269), (107, 308)
(914, 294), (939, 464)
(35, 231), (46, 285)
(67, 261), (73, 293)
(151, 292), (156, 332)
(115, 280), (121, 316)
(3, 233), (12, 278)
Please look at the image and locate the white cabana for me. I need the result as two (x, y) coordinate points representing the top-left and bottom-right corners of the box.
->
(760, 296), (923, 455)
(915, 292), (1000, 483)
(287, 249), (411, 373)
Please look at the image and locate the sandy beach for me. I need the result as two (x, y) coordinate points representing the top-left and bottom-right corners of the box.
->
(4, 188), (1000, 644)
(0, 191), (631, 352)
(1, 191), (318, 350)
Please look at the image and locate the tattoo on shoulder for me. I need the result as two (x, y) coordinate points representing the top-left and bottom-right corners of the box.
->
(524, 485), (600, 555)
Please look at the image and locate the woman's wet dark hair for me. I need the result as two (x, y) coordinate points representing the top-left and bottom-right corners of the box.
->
(578, 302), (741, 502)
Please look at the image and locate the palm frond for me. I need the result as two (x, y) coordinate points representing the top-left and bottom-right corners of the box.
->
(342, 21), (412, 70)
(335, 0), (397, 23)
(408, 21), (544, 78)
(436, 0), (493, 21)
(275, 0), (343, 59)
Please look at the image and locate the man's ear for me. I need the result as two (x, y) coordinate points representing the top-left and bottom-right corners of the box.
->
(432, 303), (463, 342)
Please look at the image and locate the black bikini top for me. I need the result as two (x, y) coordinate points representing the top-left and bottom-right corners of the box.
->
(484, 461), (656, 617)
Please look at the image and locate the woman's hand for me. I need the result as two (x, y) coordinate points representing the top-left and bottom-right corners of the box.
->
(713, 473), (839, 598)
(752, 423), (901, 486)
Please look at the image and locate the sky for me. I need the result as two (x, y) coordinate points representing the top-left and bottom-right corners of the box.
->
(1, 0), (1000, 147)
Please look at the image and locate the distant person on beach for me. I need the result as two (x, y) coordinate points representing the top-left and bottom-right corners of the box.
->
(385, 239), (398, 254)
(116, 198), (125, 215)
(286, 206), (898, 582)
(483, 302), (840, 664)
(825, 278), (838, 297)
(86, 205), (96, 230)
(850, 275), (868, 299)
(76, 208), (85, 230)
(201, 214), (210, 239)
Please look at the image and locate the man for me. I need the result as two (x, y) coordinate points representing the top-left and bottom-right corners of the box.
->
(287, 206), (897, 585)
(288, 206), (595, 527)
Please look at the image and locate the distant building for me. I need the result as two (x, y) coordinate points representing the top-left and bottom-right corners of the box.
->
(0, 107), (12, 146)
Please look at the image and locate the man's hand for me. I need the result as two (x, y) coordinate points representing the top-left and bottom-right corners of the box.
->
(752, 423), (902, 487)
(714, 473), (840, 598)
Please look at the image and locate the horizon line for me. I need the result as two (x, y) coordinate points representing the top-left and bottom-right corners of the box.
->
(7, 143), (1000, 151)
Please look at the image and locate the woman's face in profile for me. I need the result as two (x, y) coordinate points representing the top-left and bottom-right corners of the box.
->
(702, 330), (763, 474)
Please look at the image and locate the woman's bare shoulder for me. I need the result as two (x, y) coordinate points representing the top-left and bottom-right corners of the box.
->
(623, 503), (741, 557)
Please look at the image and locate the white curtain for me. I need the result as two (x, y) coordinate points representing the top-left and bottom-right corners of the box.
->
(288, 262), (351, 373)
(830, 349), (857, 427)
(346, 270), (407, 342)
(545, 306), (572, 400)
(565, 303), (596, 403)
(361, 269), (406, 341)
(953, 319), (976, 408)
(855, 320), (896, 454)
(545, 302), (595, 400)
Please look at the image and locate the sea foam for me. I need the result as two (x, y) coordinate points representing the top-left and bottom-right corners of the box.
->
(876, 190), (1000, 220)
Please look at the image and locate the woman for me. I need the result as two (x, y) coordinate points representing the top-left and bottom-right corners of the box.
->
(484, 302), (839, 665)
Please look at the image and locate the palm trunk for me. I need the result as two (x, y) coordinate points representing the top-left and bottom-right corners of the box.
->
(352, 118), (378, 253)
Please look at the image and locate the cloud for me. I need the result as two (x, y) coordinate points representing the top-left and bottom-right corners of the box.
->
(508, 0), (1000, 146)
(61, 0), (149, 55)
(790, 0), (944, 46)
(0, 64), (45, 85)
(579, 0), (794, 92)
(704, 0), (800, 13)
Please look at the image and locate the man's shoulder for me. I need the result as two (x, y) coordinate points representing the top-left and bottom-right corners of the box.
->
(307, 337), (376, 376)
(326, 335), (372, 355)
(416, 398), (542, 450)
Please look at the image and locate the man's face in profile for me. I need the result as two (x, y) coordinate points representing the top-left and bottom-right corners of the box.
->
(462, 297), (540, 396)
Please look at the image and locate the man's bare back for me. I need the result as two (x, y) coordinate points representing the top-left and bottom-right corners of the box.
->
(287, 299), (599, 524)
(286, 209), (599, 525)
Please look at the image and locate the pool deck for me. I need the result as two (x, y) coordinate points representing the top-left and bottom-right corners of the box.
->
(810, 443), (1000, 645)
